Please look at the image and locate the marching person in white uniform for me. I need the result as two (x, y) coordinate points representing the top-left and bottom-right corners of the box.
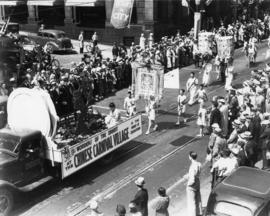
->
(124, 91), (136, 117)
(176, 89), (187, 125)
(145, 95), (158, 135)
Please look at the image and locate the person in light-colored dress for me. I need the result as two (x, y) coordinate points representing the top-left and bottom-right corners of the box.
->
(197, 102), (207, 137)
(145, 96), (158, 135)
(186, 72), (198, 106)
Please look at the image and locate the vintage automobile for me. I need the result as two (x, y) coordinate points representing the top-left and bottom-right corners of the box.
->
(0, 96), (7, 129)
(20, 29), (73, 53)
(205, 167), (270, 216)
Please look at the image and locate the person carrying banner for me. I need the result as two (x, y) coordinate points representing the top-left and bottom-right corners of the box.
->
(145, 95), (158, 135)
(176, 89), (187, 126)
(186, 72), (199, 106)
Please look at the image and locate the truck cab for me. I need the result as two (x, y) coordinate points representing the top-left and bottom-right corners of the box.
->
(0, 128), (52, 215)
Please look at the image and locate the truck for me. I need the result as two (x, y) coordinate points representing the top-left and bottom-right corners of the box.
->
(0, 89), (142, 216)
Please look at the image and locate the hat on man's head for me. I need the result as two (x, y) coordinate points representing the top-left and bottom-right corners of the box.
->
(233, 119), (242, 126)
(135, 177), (145, 186)
(239, 131), (252, 139)
(211, 123), (220, 129)
(86, 200), (98, 210)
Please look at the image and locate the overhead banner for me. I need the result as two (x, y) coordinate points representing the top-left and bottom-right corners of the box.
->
(61, 114), (142, 178)
(110, 0), (134, 29)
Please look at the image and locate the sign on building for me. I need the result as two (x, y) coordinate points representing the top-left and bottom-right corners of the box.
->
(111, 0), (135, 29)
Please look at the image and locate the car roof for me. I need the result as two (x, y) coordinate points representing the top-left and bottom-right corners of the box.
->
(212, 167), (270, 213)
(0, 128), (42, 141)
(39, 29), (65, 35)
(0, 21), (19, 25)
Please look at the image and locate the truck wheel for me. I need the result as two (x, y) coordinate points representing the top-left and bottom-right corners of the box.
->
(0, 188), (14, 216)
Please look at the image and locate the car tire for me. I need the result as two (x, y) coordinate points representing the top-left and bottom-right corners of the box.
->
(0, 188), (14, 216)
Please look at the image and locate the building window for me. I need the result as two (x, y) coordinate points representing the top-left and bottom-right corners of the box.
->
(5, 5), (28, 24)
(157, 0), (168, 21)
(76, 6), (105, 28)
(38, 6), (65, 27)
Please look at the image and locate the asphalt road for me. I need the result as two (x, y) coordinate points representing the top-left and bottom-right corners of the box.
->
(12, 42), (270, 216)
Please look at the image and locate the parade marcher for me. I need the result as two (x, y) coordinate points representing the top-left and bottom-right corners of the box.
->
(152, 187), (170, 216)
(197, 102), (208, 137)
(225, 64), (234, 91)
(132, 177), (149, 216)
(195, 84), (208, 105)
(176, 89), (187, 126)
(186, 72), (198, 106)
(186, 151), (202, 216)
(145, 95), (158, 135)
(86, 200), (104, 216)
(112, 42), (120, 59)
(124, 91), (136, 117)
(202, 61), (213, 87)
(78, 31), (84, 54)
(105, 102), (121, 128)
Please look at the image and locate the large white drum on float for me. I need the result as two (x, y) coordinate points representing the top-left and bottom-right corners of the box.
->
(216, 36), (234, 59)
(7, 88), (58, 138)
(198, 32), (215, 55)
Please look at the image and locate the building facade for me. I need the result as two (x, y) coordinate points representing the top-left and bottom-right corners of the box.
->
(0, 0), (269, 45)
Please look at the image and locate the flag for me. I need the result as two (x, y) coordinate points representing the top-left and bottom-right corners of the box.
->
(111, 0), (135, 29)
(182, 0), (190, 7)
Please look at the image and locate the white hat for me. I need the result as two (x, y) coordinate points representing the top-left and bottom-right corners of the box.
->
(218, 98), (226, 104)
(239, 131), (252, 139)
(211, 123), (220, 129)
(214, 127), (222, 133)
(135, 177), (145, 186)
(86, 200), (98, 210)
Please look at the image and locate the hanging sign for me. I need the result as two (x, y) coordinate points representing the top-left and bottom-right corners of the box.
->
(110, 0), (135, 29)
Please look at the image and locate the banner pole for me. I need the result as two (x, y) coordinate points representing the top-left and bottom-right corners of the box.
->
(127, 0), (135, 29)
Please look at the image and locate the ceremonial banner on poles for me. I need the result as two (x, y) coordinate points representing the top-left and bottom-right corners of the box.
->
(216, 36), (235, 59)
(110, 0), (134, 29)
(198, 32), (215, 55)
(131, 62), (164, 100)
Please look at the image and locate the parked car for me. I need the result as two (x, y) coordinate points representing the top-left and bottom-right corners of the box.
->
(205, 167), (270, 216)
(20, 29), (73, 53)
(18, 35), (38, 51)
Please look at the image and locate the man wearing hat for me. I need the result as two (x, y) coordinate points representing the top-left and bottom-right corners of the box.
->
(131, 177), (148, 216)
(260, 119), (270, 169)
(238, 131), (257, 166)
(209, 101), (222, 133)
(86, 200), (104, 216)
(227, 119), (243, 146)
(212, 127), (227, 159)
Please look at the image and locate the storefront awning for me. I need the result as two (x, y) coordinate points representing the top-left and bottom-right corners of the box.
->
(65, 0), (103, 7)
(0, 0), (26, 5)
(27, 0), (64, 6)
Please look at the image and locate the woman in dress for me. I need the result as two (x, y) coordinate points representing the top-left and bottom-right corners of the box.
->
(225, 64), (234, 91)
(176, 89), (187, 125)
(196, 84), (208, 105)
(186, 72), (199, 106)
(197, 102), (207, 137)
(202, 62), (212, 87)
(146, 95), (158, 135)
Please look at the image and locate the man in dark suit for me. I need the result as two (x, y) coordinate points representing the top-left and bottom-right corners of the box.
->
(209, 101), (222, 133)
(132, 177), (148, 216)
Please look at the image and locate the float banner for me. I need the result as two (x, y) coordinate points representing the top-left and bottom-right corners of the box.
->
(61, 114), (142, 178)
(198, 32), (215, 55)
(111, 0), (135, 29)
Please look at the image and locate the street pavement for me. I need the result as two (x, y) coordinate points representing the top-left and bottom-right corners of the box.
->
(12, 42), (270, 216)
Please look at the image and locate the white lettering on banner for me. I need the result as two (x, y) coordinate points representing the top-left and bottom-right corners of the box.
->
(61, 115), (142, 178)
(112, 13), (129, 22)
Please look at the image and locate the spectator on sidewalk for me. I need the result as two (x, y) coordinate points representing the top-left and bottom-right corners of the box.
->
(115, 204), (126, 216)
(86, 200), (104, 216)
(131, 177), (149, 216)
(112, 42), (120, 59)
(92, 32), (99, 46)
(128, 202), (142, 216)
(152, 187), (170, 216)
(78, 31), (84, 54)
(209, 101), (222, 132)
(186, 151), (202, 216)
